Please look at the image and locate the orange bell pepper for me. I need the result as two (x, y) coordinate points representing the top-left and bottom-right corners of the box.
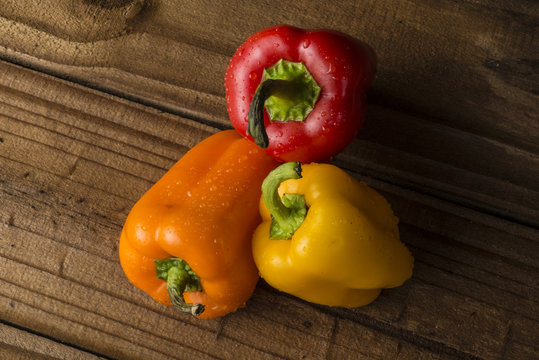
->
(119, 130), (278, 319)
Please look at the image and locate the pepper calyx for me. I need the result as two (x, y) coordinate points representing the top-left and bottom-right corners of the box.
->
(154, 258), (205, 316)
(261, 161), (307, 239)
(247, 60), (321, 148)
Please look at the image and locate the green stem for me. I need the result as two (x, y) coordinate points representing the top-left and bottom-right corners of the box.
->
(247, 59), (321, 149)
(154, 258), (205, 316)
(247, 79), (285, 148)
(261, 162), (307, 239)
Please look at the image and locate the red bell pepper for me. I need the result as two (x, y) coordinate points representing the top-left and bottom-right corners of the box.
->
(225, 25), (377, 163)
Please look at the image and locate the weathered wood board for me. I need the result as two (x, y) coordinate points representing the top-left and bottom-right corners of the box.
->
(0, 0), (537, 359)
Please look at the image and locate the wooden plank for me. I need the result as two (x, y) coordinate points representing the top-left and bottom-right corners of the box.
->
(1, 59), (537, 359)
(0, 322), (104, 360)
(336, 107), (539, 227)
(0, 1), (537, 227)
(327, 317), (459, 360)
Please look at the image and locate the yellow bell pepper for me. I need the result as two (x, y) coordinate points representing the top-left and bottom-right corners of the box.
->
(252, 162), (414, 307)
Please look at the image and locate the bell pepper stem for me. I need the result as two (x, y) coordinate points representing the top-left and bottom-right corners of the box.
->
(154, 258), (205, 316)
(247, 59), (321, 149)
(262, 161), (307, 239)
(247, 79), (282, 148)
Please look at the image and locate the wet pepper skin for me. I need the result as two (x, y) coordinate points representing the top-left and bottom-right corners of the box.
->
(225, 25), (377, 163)
(119, 130), (278, 319)
(253, 163), (414, 307)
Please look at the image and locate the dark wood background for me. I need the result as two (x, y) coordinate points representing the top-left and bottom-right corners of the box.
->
(0, 0), (537, 359)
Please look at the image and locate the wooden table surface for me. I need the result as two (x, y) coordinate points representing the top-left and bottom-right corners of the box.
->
(0, 1), (537, 359)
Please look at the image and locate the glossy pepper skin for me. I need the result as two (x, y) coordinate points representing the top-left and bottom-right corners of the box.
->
(225, 25), (377, 163)
(119, 130), (278, 319)
(252, 162), (414, 307)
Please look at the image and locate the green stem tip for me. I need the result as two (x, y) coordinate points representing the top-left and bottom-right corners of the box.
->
(261, 161), (307, 239)
(154, 258), (205, 316)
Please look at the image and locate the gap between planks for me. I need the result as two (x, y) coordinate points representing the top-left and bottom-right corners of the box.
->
(0, 319), (112, 360)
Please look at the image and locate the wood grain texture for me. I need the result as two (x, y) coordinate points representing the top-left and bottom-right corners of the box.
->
(1, 60), (537, 359)
(0, 0), (537, 227)
(0, 322), (104, 359)
(0, 0), (538, 358)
